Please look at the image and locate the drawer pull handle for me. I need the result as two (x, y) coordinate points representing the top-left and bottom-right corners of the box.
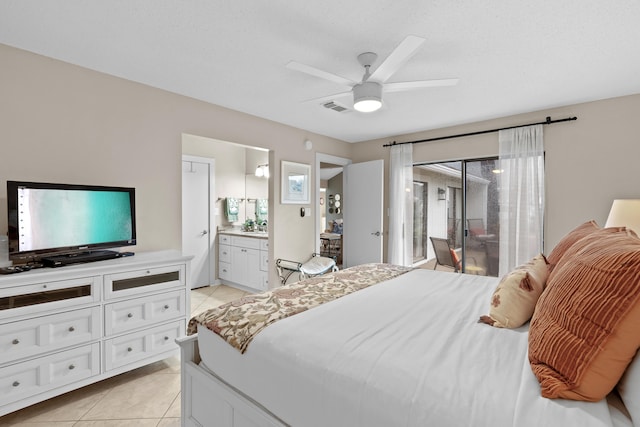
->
(12, 339), (19, 345)
(68, 326), (75, 332)
(127, 347), (133, 352)
(164, 304), (170, 310)
(12, 381), (20, 387)
(43, 285), (47, 289)
(164, 336), (170, 341)
(68, 364), (75, 370)
(127, 313), (133, 318)
(146, 270), (151, 274)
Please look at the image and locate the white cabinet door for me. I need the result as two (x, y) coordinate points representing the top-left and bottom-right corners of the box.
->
(244, 249), (261, 289)
(230, 246), (261, 289)
(230, 246), (246, 285)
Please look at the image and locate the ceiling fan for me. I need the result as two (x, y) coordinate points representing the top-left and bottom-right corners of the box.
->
(286, 35), (458, 113)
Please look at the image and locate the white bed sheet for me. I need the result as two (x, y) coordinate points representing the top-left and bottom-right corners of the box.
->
(197, 269), (629, 427)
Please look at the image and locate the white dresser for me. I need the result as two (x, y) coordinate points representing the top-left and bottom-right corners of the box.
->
(218, 232), (269, 292)
(0, 250), (191, 416)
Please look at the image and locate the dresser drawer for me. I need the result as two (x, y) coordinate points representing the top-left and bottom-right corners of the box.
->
(104, 320), (185, 371)
(0, 306), (101, 365)
(104, 264), (185, 300)
(0, 343), (100, 406)
(219, 234), (231, 245)
(260, 252), (269, 272)
(104, 290), (185, 336)
(260, 239), (269, 251)
(0, 276), (100, 318)
(219, 244), (231, 263)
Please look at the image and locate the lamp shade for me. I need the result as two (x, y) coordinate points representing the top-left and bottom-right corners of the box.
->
(353, 81), (382, 112)
(605, 199), (640, 233)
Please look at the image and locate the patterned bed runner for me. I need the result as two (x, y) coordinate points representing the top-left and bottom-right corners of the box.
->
(188, 263), (413, 353)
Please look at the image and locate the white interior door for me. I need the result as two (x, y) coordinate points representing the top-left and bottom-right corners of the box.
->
(343, 159), (384, 267)
(182, 156), (215, 289)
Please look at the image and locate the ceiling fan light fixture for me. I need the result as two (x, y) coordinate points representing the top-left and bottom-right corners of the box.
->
(353, 81), (382, 113)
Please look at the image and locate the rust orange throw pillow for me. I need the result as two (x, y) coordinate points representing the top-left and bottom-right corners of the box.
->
(449, 248), (461, 270)
(529, 228), (640, 401)
(479, 254), (549, 328)
(546, 220), (599, 268)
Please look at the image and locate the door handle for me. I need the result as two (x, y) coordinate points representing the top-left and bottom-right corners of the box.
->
(200, 230), (208, 236)
(371, 231), (381, 237)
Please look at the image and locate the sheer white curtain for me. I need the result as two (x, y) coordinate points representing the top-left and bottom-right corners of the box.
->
(498, 125), (544, 276)
(389, 144), (413, 266)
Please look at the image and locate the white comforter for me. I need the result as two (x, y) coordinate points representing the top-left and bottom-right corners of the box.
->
(197, 269), (628, 427)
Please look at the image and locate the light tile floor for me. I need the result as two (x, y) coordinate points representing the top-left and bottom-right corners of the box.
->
(0, 285), (250, 427)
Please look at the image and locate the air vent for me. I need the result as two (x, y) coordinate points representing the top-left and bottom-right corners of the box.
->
(322, 101), (349, 113)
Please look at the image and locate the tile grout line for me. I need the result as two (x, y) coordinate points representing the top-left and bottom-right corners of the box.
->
(75, 381), (120, 423)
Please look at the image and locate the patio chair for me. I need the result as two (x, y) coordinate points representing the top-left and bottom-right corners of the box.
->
(430, 237), (462, 272)
(466, 218), (496, 246)
(430, 236), (486, 275)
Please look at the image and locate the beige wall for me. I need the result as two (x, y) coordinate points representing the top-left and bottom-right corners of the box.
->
(3, 43), (638, 274)
(352, 94), (640, 256)
(0, 44), (352, 287)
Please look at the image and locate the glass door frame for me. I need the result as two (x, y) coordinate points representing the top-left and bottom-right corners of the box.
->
(412, 180), (429, 263)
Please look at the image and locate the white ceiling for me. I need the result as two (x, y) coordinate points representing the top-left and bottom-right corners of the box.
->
(1, 1), (639, 143)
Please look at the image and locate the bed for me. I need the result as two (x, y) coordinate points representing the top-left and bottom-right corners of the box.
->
(178, 222), (640, 427)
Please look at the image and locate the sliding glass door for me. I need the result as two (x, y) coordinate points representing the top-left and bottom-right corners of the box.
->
(464, 159), (500, 277)
(413, 157), (500, 276)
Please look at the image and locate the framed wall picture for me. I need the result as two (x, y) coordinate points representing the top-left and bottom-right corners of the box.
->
(281, 160), (310, 204)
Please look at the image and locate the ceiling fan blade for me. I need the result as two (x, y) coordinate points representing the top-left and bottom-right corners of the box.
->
(384, 79), (459, 92)
(369, 35), (426, 83)
(286, 61), (355, 87)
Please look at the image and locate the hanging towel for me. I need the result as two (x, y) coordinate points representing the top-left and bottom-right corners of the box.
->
(225, 197), (239, 222)
(256, 198), (268, 222)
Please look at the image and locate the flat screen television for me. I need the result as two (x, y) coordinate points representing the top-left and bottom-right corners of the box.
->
(7, 181), (136, 263)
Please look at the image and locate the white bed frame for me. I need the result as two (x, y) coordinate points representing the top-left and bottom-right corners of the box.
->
(177, 334), (288, 427)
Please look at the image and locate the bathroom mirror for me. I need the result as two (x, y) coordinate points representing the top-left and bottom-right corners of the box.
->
(245, 149), (269, 224)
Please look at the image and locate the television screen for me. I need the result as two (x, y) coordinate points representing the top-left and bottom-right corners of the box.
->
(7, 181), (136, 261)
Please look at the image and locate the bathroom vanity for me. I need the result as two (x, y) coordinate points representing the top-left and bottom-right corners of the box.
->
(218, 231), (269, 292)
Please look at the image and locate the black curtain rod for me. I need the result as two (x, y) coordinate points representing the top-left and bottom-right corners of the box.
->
(382, 116), (577, 147)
